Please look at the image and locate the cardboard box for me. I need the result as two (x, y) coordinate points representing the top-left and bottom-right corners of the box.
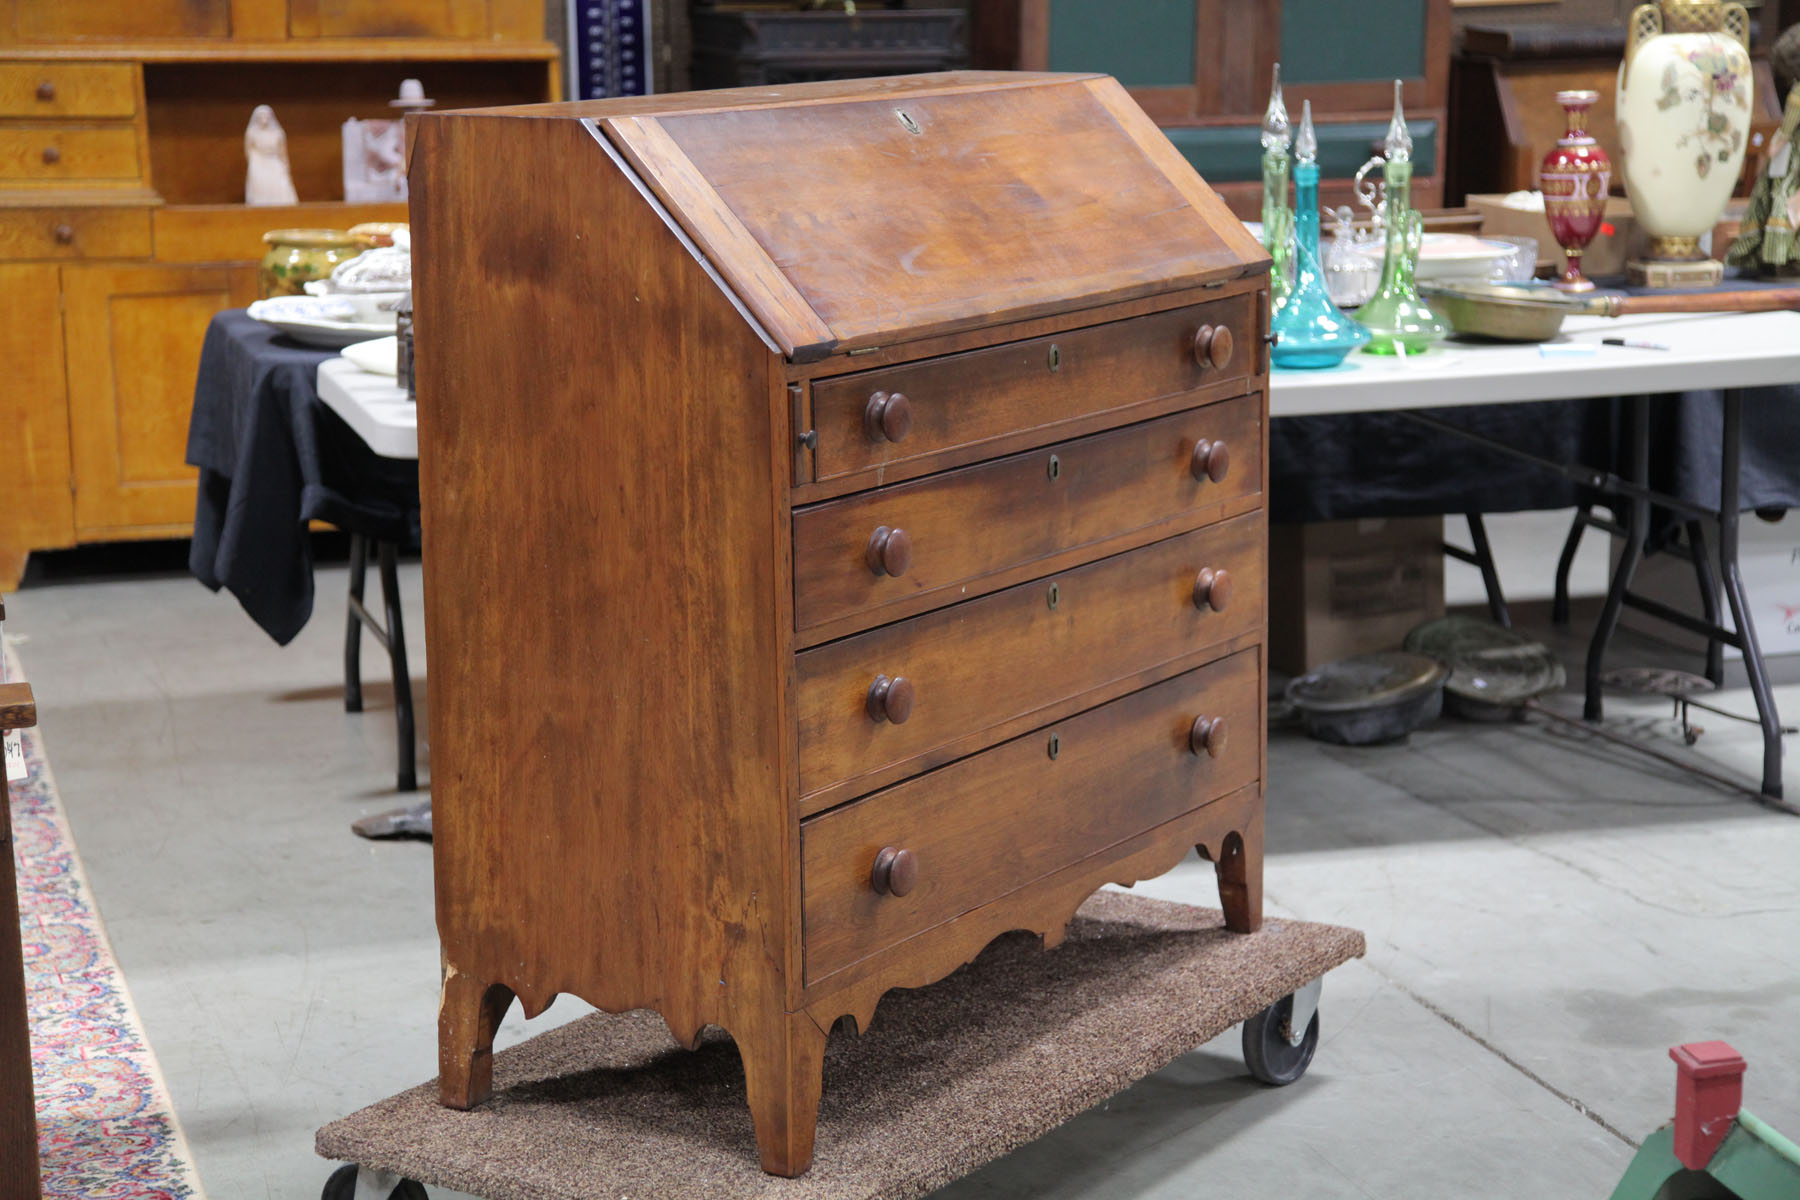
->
(1467, 192), (1641, 278)
(1269, 518), (1447, 676)
(1621, 515), (1800, 659)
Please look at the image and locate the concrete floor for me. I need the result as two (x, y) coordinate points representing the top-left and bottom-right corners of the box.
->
(7, 544), (1798, 1200)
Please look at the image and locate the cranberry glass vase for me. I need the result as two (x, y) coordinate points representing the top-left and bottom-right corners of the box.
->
(1539, 89), (1613, 291)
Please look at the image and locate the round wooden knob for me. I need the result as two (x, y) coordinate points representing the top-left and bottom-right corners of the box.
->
(1190, 715), (1228, 758)
(52, 223), (74, 245)
(41, 145), (59, 165)
(35, 81), (55, 102)
(1193, 324), (1234, 371)
(1193, 567), (1233, 613)
(871, 846), (918, 896)
(865, 525), (912, 577)
(1190, 438), (1230, 483)
(863, 391), (912, 443)
(866, 674), (915, 724)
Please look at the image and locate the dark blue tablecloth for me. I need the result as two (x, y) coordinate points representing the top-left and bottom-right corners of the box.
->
(185, 310), (419, 645)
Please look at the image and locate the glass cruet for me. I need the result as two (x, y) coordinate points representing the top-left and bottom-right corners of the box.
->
(1357, 81), (1449, 355)
(1270, 102), (1371, 368)
(1261, 64), (1294, 311)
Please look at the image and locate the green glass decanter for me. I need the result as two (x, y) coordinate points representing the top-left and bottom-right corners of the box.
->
(1358, 82), (1449, 355)
(1261, 64), (1293, 311)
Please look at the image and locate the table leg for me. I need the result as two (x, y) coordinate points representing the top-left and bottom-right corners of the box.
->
(378, 540), (418, 793)
(344, 533), (368, 713)
(1586, 398), (1650, 722)
(1552, 506), (1591, 627)
(1715, 391), (1784, 799)
(1682, 519), (1726, 687)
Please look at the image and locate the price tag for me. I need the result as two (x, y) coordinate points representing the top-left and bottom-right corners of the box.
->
(4, 730), (22, 784)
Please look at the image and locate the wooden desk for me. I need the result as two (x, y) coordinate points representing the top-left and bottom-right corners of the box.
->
(1, 599), (39, 1200)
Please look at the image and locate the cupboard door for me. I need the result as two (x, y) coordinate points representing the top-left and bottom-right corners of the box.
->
(288, 0), (487, 38)
(0, 264), (74, 588)
(63, 264), (257, 535)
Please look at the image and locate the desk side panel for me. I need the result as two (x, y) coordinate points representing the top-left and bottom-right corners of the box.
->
(411, 112), (790, 1045)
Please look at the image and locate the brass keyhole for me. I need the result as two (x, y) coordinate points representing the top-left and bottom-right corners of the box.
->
(896, 110), (922, 135)
(1047, 733), (1061, 760)
(1048, 343), (1061, 372)
(1047, 582), (1060, 610)
(1047, 454), (1061, 481)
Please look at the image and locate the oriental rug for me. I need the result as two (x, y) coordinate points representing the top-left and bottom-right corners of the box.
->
(6, 641), (205, 1199)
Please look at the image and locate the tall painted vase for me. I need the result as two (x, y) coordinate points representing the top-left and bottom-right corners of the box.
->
(1616, 0), (1754, 287)
(1539, 90), (1611, 291)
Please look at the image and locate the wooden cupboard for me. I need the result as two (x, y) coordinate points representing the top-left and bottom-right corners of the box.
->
(413, 71), (1271, 1178)
(0, 1), (558, 588)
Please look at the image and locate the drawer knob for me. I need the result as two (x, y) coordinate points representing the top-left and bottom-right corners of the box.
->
(1190, 438), (1230, 484)
(52, 223), (74, 245)
(1193, 567), (1233, 613)
(865, 525), (912, 577)
(1190, 715), (1228, 758)
(871, 845), (918, 897)
(36, 81), (55, 102)
(1193, 324), (1235, 371)
(863, 390), (912, 443)
(866, 674), (915, 724)
(41, 145), (60, 166)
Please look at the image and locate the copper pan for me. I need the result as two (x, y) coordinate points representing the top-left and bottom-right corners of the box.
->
(1418, 280), (1800, 342)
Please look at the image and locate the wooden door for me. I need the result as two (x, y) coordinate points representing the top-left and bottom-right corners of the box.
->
(287, 0), (488, 38)
(0, 264), (74, 588)
(62, 263), (257, 537)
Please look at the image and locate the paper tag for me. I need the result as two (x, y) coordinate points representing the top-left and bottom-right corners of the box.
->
(4, 730), (23, 784)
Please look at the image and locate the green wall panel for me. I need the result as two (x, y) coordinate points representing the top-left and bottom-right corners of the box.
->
(1046, 0), (1195, 88)
(1162, 120), (1437, 184)
(1280, 0), (1425, 85)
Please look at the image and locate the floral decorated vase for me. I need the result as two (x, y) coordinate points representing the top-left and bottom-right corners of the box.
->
(259, 228), (359, 299)
(1616, 0), (1753, 282)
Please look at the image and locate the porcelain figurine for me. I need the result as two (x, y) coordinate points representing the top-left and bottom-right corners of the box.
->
(1270, 102), (1371, 368)
(1540, 90), (1612, 291)
(244, 105), (298, 207)
(1617, 0), (1754, 287)
(342, 79), (436, 203)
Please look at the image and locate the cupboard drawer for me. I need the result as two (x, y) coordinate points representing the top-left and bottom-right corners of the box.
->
(0, 125), (141, 183)
(807, 294), (1254, 487)
(0, 64), (136, 118)
(0, 207), (151, 259)
(802, 648), (1260, 983)
(794, 394), (1261, 635)
(796, 511), (1265, 804)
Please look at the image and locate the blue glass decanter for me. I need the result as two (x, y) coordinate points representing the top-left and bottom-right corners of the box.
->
(1270, 102), (1371, 369)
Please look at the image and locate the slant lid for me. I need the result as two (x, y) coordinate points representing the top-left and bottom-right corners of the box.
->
(595, 72), (1266, 360)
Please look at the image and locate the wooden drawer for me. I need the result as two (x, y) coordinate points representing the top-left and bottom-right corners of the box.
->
(801, 648), (1260, 983)
(806, 294), (1254, 487)
(796, 511), (1265, 806)
(0, 126), (141, 184)
(0, 207), (150, 259)
(0, 64), (136, 119)
(793, 394), (1261, 636)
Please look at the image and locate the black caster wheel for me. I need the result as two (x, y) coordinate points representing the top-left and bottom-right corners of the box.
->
(1242, 990), (1320, 1086)
(323, 1163), (429, 1200)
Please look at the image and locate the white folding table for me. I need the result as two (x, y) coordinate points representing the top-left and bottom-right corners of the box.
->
(1272, 310), (1800, 800)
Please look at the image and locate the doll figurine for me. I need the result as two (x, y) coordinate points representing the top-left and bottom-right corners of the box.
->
(244, 105), (299, 206)
(1728, 25), (1799, 275)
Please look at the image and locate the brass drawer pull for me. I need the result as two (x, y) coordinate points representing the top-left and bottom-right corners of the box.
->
(865, 525), (912, 577)
(870, 845), (918, 896)
(1190, 715), (1227, 758)
(1193, 567), (1233, 613)
(1193, 324), (1234, 371)
(866, 674), (915, 724)
(863, 390), (912, 443)
(1190, 438), (1230, 483)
